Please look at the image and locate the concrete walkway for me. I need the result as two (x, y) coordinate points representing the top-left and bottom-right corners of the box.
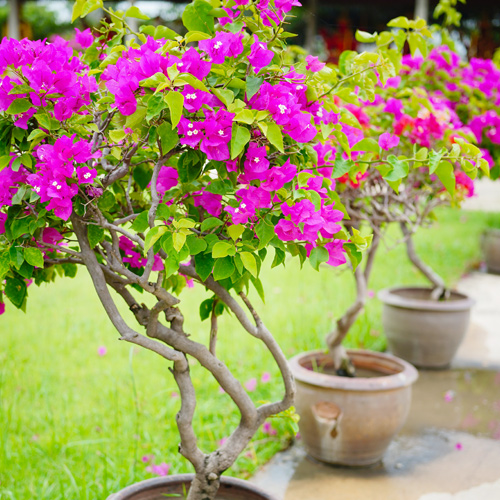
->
(251, 273), (500, 499)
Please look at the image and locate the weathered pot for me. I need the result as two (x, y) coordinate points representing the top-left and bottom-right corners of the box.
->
(289, 349), (418, 466)
(482, 229), (500, 274)
(108, 474), (276, 500)
(379, 286), (474, 368)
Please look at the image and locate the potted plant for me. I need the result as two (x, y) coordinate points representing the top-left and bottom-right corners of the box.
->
(289, 6), (484, 464)
(0, 0), (401, 497)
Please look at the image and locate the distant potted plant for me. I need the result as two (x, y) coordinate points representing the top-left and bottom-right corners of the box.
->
(289, 6), (484, 465)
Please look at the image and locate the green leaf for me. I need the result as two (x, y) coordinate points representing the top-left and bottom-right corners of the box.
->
(9, 246), (24, 269)
(146, 94), (167, 121)
(11, 217), (30, 239)
(384, 155), (409, 182)
(88, 225), (105, 249)
(429, 149), (444, 174)
(230, 124), (251, 160)
(255, 219), (276, 250)
(250, 275), (265, 302)
(387, 16), (410, 29)
(0, 251), (10, 281)
(165, 92), (184, 128)
(332, 155), (355, 178)
(199, 297), (215, 321)
(213, 257), (235, 281)
(23, 247), (44, 268)
(227, 224), (244, 241)
(62, 263), (78, 278)
(157, 122), (179, 154)
(26, 129), (47, 144)
(145, 226), (168, 252)
(240, 252), (257, 278)
(125, 106), (147, 130)
(186, 235), (208, 255)
(194, 252), (215, 281)
(355, 30), (377, 43)
(6, 98), (32, 115)
(97, 191), (116, 212)
(351, 138), (380, 154)
(5, 277), (27, 309)
(234, 109), (254, 125)
(212, 241), (235, 258)
(200, 217), (223, 232)
(172, 232), (186, 252)
(344, 242), (362, 271)
(35, 113), (60, 131)
(212, 89), (235, 107)
(309, 246), (329, 271)
(133, 163), (153, 191)
(182, 0), (215, 34)
(435, 161), (455, 196)
(264, 123), (284, 153)
(131, 211), (149, 232)
(125, 5), (149, 19)
(246, 76), (263, 100)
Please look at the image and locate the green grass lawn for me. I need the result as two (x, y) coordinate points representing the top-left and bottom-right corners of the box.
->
(1, 208), (499, 499)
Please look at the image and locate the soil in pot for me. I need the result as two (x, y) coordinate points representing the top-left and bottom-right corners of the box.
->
(289, 349), (418, 467)
(108, 474), (276, 500)
(379, 286), (474, 369)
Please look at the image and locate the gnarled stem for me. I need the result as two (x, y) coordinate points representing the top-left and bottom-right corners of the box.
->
(326, 231), (380, 372)
(400, 222), (447, 299)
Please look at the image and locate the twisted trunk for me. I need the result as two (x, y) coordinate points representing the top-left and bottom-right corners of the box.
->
(326, 232), (380, 373)
(400, 222), (447, 300)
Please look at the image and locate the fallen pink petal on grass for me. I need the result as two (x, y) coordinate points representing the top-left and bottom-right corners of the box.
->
(263, 421), (277, 436)
(455, 442), (463, 450)
(261, 372), (271, 383)
(245, 378), (257, 392)
(97, 346), (107, 356)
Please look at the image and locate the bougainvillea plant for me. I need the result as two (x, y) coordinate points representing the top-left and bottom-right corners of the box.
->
(0, 0), (481, 497)
(318, 67), (483, 372)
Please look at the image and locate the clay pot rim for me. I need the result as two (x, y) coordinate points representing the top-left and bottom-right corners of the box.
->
(289, 349), (418, 392)
(109, 474), (276, 500)
(378, 286), (475, 311)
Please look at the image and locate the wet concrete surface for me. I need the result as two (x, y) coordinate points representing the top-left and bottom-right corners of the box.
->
(251, 272), (500, 500)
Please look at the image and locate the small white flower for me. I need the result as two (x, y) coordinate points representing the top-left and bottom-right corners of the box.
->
(214, 41), (223, 49)
(296, 85), (303, 90)
(278, 104), (287, 114)
(188, 123), (194, 129)
(254, 157), (260, 163)
(187, 131), (193, 136)
(234, 208), (239, 213)
(52, 181), (58, 186)
(193, 130), (199, 135)
(84, 173), (91, 179)
(218, 129), (224, 136)
(317, 109), (323, 117)
(187, 93), (197, 100)
(178, 62), (184, 67)
(56, 185), (62, 190)
(241, 203), (247, 209)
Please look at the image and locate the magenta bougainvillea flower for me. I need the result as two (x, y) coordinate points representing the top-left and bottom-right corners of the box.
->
(378, 132), (400, 150)
(305, 55), (325, 72)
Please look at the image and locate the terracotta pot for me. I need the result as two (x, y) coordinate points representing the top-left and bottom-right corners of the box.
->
(289, 349), (418, 466)
(379, 286), (474, 368)
(482, 229), (500, 274)
(108, 474), (276, 500)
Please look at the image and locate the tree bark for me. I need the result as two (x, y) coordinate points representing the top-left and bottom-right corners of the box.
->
(326, 232), (380, 372)
(400, 222), (447, 299)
